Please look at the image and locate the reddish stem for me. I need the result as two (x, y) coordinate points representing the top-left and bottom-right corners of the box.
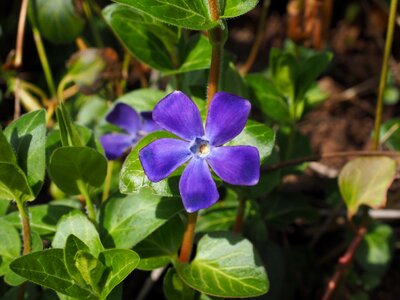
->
(179, 212), (198, 263)
(233, 198), (246, 234)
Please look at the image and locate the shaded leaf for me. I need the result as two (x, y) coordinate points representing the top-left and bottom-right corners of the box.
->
(0, 162), (34, 202)
(117, 88), (167, 112)
(164, 268), (196, 300)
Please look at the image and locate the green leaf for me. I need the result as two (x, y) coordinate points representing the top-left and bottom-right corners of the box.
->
(379, 118), (400, 150)
(175, 232), (269, 297)
(99, 249), (140, 300)
(75, 250), (105, 293)
(4, 109), (46, 196)
(100, 191), (183, 248)
(10, 249), (97, 299)
(0, 128), (17, 164)
(112, 0), (217, 30)
(247, 74), (292, 124)
(227, 120), (275, 164)
(0, 162), (34, 202)
(3, 203), (77, 235)
(221, 0), (259, 18)
(103, 4), (178, 72)
(117, 88), (167, 112)
(0, 201), (8, 216)
(52, 211), (104, 256)
(0, 219), (21, 277)
(339, 157), (397, 218)
(120, 131), (182, 197)
(64, 235), (90, 286)
(134, 216), (184, 270)
(164, 268), (196, 300)
(49, 146), (107, 195)
(30, 0), (85, 44)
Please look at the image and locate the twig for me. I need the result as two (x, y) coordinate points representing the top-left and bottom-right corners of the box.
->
(321, 226), (367, 300)
(14, 0), (29, 67)
(262, 150), (400, 172)
(14, 78), (21, 120)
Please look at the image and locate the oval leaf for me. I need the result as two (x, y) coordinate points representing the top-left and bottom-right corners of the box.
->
(49, 146), (107, 195)
(0, 162), (34, 202)
(175, 232), (269, 297)
(339, 157), (397, 218)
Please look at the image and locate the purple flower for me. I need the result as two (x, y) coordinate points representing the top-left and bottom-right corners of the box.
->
(139, 91), (260, 213)
(100, 103), (160, 160)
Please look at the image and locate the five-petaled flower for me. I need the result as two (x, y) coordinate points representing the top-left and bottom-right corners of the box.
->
(139, 91), (260, 213)
(100, 103), (159, 160)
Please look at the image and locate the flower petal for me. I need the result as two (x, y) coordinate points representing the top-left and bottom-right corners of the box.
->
(106, 103), (141, 135)
(140, 111), (161, 133)
(205, 92), (251, 146)
(208, 146), (260, 185)
(100, 133), (135, 160)
(153, 91), (204, 140)
(139, 138), (192, 182)
(179, 158), (219, 212)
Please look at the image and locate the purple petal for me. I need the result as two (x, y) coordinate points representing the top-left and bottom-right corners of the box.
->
(139, 138), (192, 182)
(153, 91), (204, 141)
(208, 146), (260, 185)
(100, 133), (135, 160)
(179, 158), (219, 213)
(107, 103), (141, 135)
(140, 111), (161, 133)
(205, 92), (251, 146)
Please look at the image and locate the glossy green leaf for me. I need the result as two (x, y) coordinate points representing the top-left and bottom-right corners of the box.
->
(117, 88), (167, 112)
(3, 203), (77, 235)
(100, 191), (183, 248)
(175, 232), (269, 297)
(339, 157), (397, 218)
(0, 162), (34, 202)
(112, 0), (217, 30)
(0, 128), (16, 163)
(64, 235), (90, 286)
(49, 146), (107, 195)
(52, 211), (104, 256)
(10, 249), (97, 299)
(99, 249), (140, 299)
(134, 216), (184, 270)
(30, 0), (85, 44)
(120, 131), (182, 197)
(4, 109), (46, 196)
(75, 250), (105, 294)
(164, 268), (196, 300)
(221, 0), (259, 18)
(247, 74), (292, 124)
(227, 120), (275, 164)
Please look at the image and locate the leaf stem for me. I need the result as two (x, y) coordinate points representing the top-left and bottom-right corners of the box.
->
(179, 212), (198, 263)
(240, 0), (271, 75)
(31, 26), (57, 98)
(233, 198), (246, 234)
(372, 0), (398, 150)
(15, 200), (32, 255)
(262, 150), (400, 172)
(102, 160), (114, 203)
(14, 0), (29, 67)
(77, 180), (97, 223)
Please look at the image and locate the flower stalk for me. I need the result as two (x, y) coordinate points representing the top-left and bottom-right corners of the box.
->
(233, 198), (246, 234)
(179, 212), (198, 262)
(15, 200), (32, 255)
(77, 180), (97, 223)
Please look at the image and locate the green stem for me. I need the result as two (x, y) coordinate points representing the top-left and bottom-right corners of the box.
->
(233, 198), (246, 234)
(31, 26), (56, 98)
(179, 212), (198, 263)
(16, 200), (32, 255)
(57, 76), (71, 104)
(82, 0), (103, 47)
(102, 160), (114, 203)
(372, 0), (398, 150)
(77, 180), (97, 223)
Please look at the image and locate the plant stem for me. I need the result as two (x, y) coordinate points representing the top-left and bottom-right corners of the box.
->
(262, 150), (400, 172)
(32, 26), (57, 98)
(102, 160), (114, 203)
(16, 200), (32, 255)
(179, 212), (198, 263)
(321, 225), (367, 300)
(233, 198), (246, 234)
(14, 0), (29, 67)
(240, 0), (271, 75)
(82, 0), (103, 47)
(77, 181), (97, 223)
(372, 0), (398, 150)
